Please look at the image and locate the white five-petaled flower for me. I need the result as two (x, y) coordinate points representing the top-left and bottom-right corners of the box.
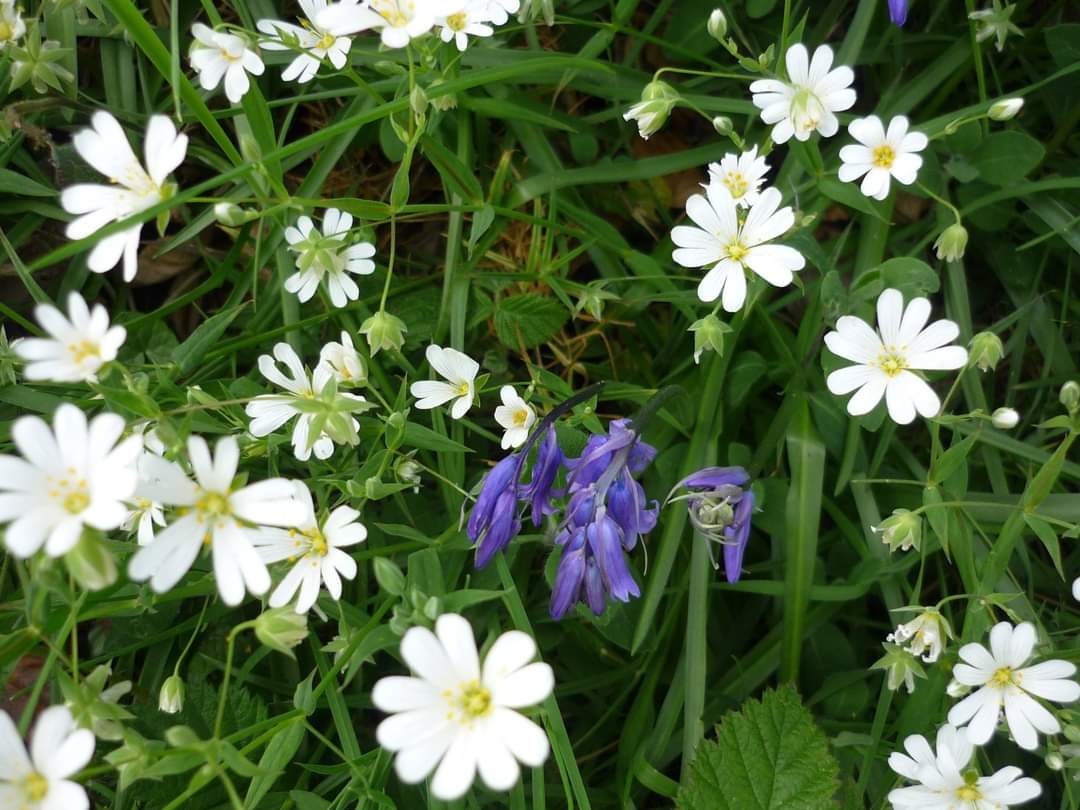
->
(706, 146), (770, 208)
(0, 1), (26, 49)
(257, 0), (352, 84)
(825, 289), (968, 425)
(887, 723), (1041, 810)
(749, 43), (856, 143)
(60, 112), (188, 282)
(0, 706), (95, 810)
(284, 208), (377, 308)
(317, 0), (451, 50)
(121, 493), (166, 546)
(0, 404), (140, 559)
(246, 342), (365, 461)
(317, 330), (367, 387)
(671, 184), (805, 312)
(838, 115), (928, 201)
(436, 2), (494, 51)
(887, 609), (952, 664)
(190, 23), (265, 104)
(127, 435), (307, 606)
(14, 292), (127, 383)
(372, 614), (553, 800)
(494, 385), (535, 449)
(948, 620), (1080, 750)
(410, 345), (480, 419)
(253, 482), (366, 613)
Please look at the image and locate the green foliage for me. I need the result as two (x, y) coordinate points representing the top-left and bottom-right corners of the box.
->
(677, 686), (839, 810)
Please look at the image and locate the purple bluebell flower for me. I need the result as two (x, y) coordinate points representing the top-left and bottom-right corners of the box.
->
(668, 466), (755, 584)
(549, 419), (658, 619)
(468, 453), (526, 568)
(889, 0), (908, 26)
(521, 425), (563, 526)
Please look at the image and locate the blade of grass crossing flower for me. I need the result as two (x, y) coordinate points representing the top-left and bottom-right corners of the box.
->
(309, 637), (361, 759)
(495, 555), (590, 810)
(780, 398), (825, 682)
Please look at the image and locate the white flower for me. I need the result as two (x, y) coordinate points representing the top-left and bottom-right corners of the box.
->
(372, 614), (553, 800)
(481, 0), (519, 25)
(0, 404), (141, 559)
(284, 208), (377, 308)
(127, 434), (307, 606)
(410, 345), (480, 419)
(14, 292), (126, 383)
(887, 723), (1041, 810)
(0, 2), (26, 49)
(969, 1), (1022, 52)
(245, 342), (365, 461)
(60, 112), (187, 282)
(257, 0), (352, 84)
(436, 3), (494, 51)
(991, 407), (1019, 429)
(494, 385), (535, 449)
(622, 79), (678, 140)
(838, 116), (927, 201)
(825, 289), (968, 425)
(253, 482), (366, 613)
(317, 330), (367, 386)
(0, 705), (94, 810)
(887, 609), (952, 663)
(749, 43), (856, 143)
(120, 493), (166, 545)
(989, 97), (1023, 121)
(948, 620), (1080, 750)
(706, 146), (770, 208)
(189, 23), (265, 103)
(1073, 576), (1080, 602)
(317, 0), (452, 49)
(671, 185), (805, 312)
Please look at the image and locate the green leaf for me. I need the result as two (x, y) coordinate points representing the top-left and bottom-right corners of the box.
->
(0, 168), (55, 197)
(677, 685), (839, 810)
(1024, 514), (1064, 578)
(929, 433), (977, 486)
(494, 293), (569, 350)
(172, 305), (245, 374)
(421, 135), (483, 203)
(243, 721), (305, 806)
(969, 132), (1046, 186)
(402, 421), (472, 454)
(850, 258), (940, 301)
(817, 178), (889, 223)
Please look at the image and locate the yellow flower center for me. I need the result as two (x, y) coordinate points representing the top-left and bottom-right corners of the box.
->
(307, 527), (329, 557)
(875, 349), (907, 378)
(726, 241), (748, 262)
(195, 490), (230, 519)
(24, 771), (49, 802)
(512, 409), (529, 426)
(316, 32), (336, 50)
(455, 680), (493, 721)
(455, 382), (471, 397)
(790, 87), (824, 134)
(47, 469), (91, 515)
(372, 0), (410, 26)
(446, 12), (467, 31)
(991, 666), (1019, 688)
(955, 785), (981, 801)
(723, 171), (749, 199)
(0, 21), (12, 41)
(872, 144), (896, 169)
(67, 339), (101, 364)
(64, 490), (90, 514)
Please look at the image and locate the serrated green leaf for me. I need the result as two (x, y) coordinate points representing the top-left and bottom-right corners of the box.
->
(677, 685), (839, 810)
(494, 293), (568, 350)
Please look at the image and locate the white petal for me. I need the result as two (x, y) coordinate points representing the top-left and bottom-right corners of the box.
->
(482, 631), (537, 685)
(1006, 622), (1037, 668)
(846, 377), (887, 416)
(401, 625), (457, 687)
(826, 365), (877, 395)
(491, 663), (554, 709)
(0, 710), (32, 778)
(430, 731), (478, 801)
(876, 289), (905, 347)
(372, 677), (441, 712)
(492, 708), (549, 767)
(435, 614), (480, 682)
(393, 724), (455, 784)
(476, 727), (520, 792)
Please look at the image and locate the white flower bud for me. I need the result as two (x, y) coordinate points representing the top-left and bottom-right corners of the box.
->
(991, 407), (1019, 429)
(946, 678), (971, 698)
(934, 222), (969, 263)
(159, 675), (184, 714)
(623, 80), (679, 140)
(707, 9), (727, 41)
(711, 115), (733, 136)
(1046, 751), (1064, 771)
(989, 97), (1023, 121)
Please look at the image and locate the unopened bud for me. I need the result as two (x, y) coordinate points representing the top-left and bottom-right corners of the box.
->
(933, 222), (968, 262)
(991, 407), (1019, 429)
(711, 115), (733, 136)
(360, 311), (407, 356)
(707, 8), (727, 41)
(159, 675), (185, 714)
(873, 509), (922, 553)
(688, 314), (732, 365)
(946, 678), (971, 698)
(254, 608), (308, 658)
(410, 85), (428, 117)
(65, 531), (117, 591)
(1046, 752), (1065, 771)
(1060, 381), (1080, 413)
(989, 97), (1023, 121)
(969, 332), (1004, 373)
(213, 202), (254, 227)
(623, 80), (679, 140)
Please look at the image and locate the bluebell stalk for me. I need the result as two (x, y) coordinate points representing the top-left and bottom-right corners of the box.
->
(667, 466), (754, 583)
(550, 419), (658, 619)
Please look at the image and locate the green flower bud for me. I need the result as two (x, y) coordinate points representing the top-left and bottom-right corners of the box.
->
(711, 115), (733, 136)
(873, 509), (922, 553)
(254, 608), (309, 658)
(213, 202), (255, 227)
(410, 84), (428, 117)
(360, 311), (407, 355)
(991, 407), (1019, 429)
(969, 331), (1005, 372)
(706, 8), (727, 41)
(623, 80), (679, 140)
(395, 455), (422, 492)
(1046, 751), (1065, 771)
(688, 314), (732, 364)
(871, 642), (926, 694)
(65, 531), (117, 591)
(159, 675), (184, 714)
(428, 78), (457, 111)
(933, 222), (968, 262)
(988, 97), (1023, 121)
(1060, 381), (1080, 414)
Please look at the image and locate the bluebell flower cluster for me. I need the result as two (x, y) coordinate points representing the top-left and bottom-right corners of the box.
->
(465, 405), (661, 620)
(668, 466), (754, 583)
(550, 419), (657, 619)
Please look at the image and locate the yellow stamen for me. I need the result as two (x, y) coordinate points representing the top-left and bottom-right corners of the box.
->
(67, 340), (100, 364)
(63, 491), (90, 514)
(724, 171), (749, 199)
(876, 349), (907, 378)
(24, 771), (49, 802)
(446, 12), (467, 31)
(455, 680), (492, 720)
(872, 144), (896, 169)
(726, 242), (748, 262)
